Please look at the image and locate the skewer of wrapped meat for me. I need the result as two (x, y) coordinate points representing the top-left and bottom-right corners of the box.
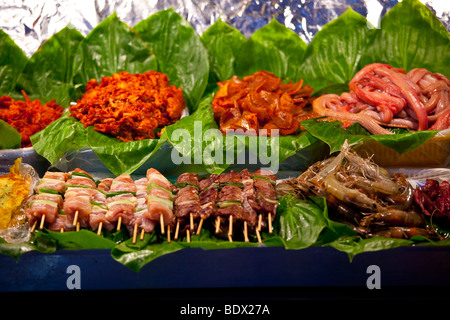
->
(28, 171), (68, 231)
(90, 177), (114, 235)
(199, 174), (219, 233)
(173, 173), (201, 242)
(64, 169), (98, 229)
(105, 174), (137, 231)
(253, 169), (278, 235)
(97, 178), (113, 193)
(216, 171), (244, 242)
(128, 177), (157, 243)
(240, 169), (259, 242)
(146, 168), (175, 236)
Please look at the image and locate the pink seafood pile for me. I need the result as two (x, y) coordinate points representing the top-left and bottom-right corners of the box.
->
(313, 63), (450, 134)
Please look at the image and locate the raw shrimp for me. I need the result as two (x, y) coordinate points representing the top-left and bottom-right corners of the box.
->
(276, 139), (441, 240)
(360, 209), (425, 228)
(367, 227), (441, 240)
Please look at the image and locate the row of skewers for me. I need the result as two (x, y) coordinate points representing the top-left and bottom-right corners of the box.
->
(24, 167), (278, 243)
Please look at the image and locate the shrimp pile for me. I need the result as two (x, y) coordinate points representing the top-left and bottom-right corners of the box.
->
(212, 70), (315, 136)
(313, 63), (450, 135)
(276, 140), (442, 240)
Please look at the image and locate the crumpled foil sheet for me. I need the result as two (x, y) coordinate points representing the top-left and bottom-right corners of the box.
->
(0, 0), (448, 57)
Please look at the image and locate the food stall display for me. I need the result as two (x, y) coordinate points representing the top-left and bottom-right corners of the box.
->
(0, 0), (449, 297)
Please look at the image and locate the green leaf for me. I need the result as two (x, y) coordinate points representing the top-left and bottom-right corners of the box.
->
(201, 19), (247, 91)
(359, 0), (450, 76)
(72, 12), (158, 99)
(86, 126), (166, 176)
(30, 116), (89, 163)
(235, 18), (307, 81)
(46, 229), (116, 250)
(163, 93), (231, 174)
(0, 29), (28, 99)
(134, 8), (209, 112)
(301, 118), (438, 155)
(300, 8), (376, 94)
(15, 25), (84, 106)
(275, 195), (355, 249)
(0, 119), (21, 149)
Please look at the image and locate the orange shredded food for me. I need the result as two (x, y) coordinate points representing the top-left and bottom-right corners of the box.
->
(0, 91), (63, 148)
(212, 70), (315, 136)
(69, 71), (186, 142)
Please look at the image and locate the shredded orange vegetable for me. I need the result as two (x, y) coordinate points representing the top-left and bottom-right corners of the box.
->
(69, 71), (186, 142)
(0, 91), (63, 148)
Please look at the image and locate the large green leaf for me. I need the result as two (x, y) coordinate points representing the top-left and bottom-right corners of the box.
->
(86, 126), (166, 176)
(200, 19), (247, 92)
(0, 30), (28, 99)
(30, 116), (89, 164)
(359, 0), (450, 76)
(0, 119), (21, 149)
(133, 8), (209, 112)
(15, 25), (84, 106)
(72, 12), (158, 99)
(275, 195), (355, 249)
(235, 18), (307, 81)
(300, 8), (376, 95)
(301, 118), (438, 155)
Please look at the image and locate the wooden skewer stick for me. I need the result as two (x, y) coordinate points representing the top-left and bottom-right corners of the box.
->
(256, 228), (262, 243)
(73, 211), (79, 227)
(268, 212), (273, 234)
(215, 217), (221, 234)
(190, 213), (194, 231)
(60, 227), (64, 233)
(30, 220), (37, 233)
(257, 214), (262, 232)
(186, 229), (190, 243)
(132, 223), (138, 244)
(243, 221), (249, 242)
(160, 214), (165, 234)
(174, 220), (180, 240)
(196, 218), (204, 235)
(140, 228), (145, 240)
(39, 214), (46, 229)
(117, 216), (122, 231)
(228, 233), (233, 242)
(76, 222), (80, 231)
(228, 215), (233, 236)
(167, 225), (171, 243)
(97, 222), (103, 236)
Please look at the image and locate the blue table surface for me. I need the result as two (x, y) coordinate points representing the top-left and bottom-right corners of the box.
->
(1, 245), (449, 296)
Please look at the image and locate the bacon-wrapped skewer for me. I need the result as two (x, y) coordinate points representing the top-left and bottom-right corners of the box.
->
(146, 168), (175, 237)
(128, 177), (157, 243)
(63, 169), (98, 230)
(173, 173), (201, 242)
(105, 174), (137, 231)
(27, 171), (68, 231)
(89, 178), (114, 235)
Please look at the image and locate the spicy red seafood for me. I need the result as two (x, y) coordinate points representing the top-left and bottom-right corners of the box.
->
(69, 71), (186, 142)
(0, 91), (63, 148)
(212, 70), (315, 136)
(313, 63), (450, 134)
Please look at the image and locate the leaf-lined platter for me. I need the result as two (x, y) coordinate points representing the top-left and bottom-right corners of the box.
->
(0, 0), (449, 271)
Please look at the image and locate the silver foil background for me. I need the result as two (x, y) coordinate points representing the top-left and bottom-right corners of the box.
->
(0, 0), (449, 57)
